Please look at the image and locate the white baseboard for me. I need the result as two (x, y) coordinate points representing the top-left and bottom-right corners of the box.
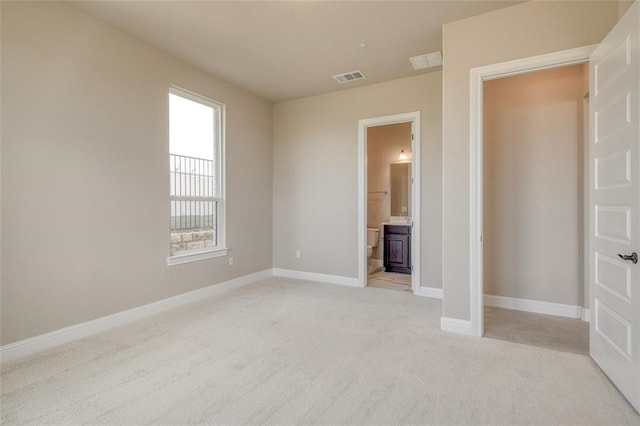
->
(484, 294), (588, 321)
(414, 286), (443, 299)
(440, 317), (473, 335)
(581, 308), (590, 322)
(272, 268), (360, 287)
(0, 269), (273, 363)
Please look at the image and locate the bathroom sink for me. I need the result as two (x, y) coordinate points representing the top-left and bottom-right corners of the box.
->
(385, 216), (412, 224)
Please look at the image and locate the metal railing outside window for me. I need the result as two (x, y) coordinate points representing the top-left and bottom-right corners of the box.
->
(170, 153), (218, 245)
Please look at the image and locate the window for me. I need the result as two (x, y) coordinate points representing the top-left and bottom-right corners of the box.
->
(167, 87), (226, 266)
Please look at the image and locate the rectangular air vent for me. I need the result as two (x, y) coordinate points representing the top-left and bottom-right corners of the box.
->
(333, 70), (366, 84)
(410, 52), (443, 70)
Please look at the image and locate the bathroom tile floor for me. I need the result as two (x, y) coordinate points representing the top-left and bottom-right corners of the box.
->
(367, 271), (412, 292)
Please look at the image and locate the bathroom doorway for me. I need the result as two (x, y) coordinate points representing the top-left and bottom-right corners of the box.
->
(357, 112), (421, 293)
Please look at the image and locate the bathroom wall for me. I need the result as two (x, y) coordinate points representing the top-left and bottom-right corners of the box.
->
(483, 64), (586, 307)
(366, 123), (412, 260)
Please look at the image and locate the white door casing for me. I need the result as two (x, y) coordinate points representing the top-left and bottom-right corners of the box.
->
(468, 45), (596, 337)
(357, 112), (421, 292)
(589, 0), (640, 412)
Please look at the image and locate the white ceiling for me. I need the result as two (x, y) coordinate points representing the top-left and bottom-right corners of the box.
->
(68, 1), (524, 102)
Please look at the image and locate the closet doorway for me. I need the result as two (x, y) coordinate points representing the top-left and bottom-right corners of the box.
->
(481, 63), (589, 353)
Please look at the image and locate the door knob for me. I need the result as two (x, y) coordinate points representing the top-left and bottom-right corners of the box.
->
(618, 252), (638, 264)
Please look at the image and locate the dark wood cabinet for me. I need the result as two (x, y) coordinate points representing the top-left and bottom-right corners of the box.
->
(383, 224), (411, 274)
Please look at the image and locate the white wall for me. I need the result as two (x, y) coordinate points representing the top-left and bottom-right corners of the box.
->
(0, 1), (273, 344)
(483, 64), (586, 307)
(366, 123), (412, 260)
(273, 73), (442, 289)
(441, 0), (618, 322)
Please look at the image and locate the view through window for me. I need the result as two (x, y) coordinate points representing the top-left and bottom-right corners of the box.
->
(169, 88), (224, 257)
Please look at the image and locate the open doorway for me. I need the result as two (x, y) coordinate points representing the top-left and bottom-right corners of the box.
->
(482, 63), (590, 354)
(481, 63), (590, 353)
(366, 122), (413, 291)
(468, 46), (595, 339)
(466, 45), (596, 355)
(357, 112), (421, 293)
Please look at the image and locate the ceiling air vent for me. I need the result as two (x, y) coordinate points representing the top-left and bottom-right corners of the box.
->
(410, 52), (443, 70)
(333, 70), (366, 84)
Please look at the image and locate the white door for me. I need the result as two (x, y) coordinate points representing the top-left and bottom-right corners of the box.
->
(589, 0), (640, 412)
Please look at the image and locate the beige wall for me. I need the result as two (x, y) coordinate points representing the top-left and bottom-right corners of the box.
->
(442, 0), (618, 321)
(619, 0), (634, 18)
(0, 1), (273, 344)
(273, 72), (442, 288)
(483, 65), (586, 307)
(366, 123), (412, 260)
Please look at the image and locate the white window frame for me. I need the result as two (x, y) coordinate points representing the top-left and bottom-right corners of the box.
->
(167, 86), (227, 266)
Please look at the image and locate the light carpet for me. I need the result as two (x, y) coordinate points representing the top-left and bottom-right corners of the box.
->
(484, 306), (589, 355)
(1, 277), (638, 424)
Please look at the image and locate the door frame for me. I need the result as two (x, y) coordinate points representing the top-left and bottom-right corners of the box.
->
(468, 45), (597, 337)
(357, 111), (421, 292)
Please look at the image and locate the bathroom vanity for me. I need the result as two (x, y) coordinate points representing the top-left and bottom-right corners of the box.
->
(383, 224), (411, 274)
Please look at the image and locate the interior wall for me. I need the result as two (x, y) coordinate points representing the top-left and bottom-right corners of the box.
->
(0, 1), (273, 345)
(441, 0), (618, 322)
(366, 123), (412, 261)
(483, 64), (586, 307)
(619, 0), (634, 18)
(273, 72), (442, 289)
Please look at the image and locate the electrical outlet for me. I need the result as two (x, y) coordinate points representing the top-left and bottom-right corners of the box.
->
(295, 250), (301, 259)
(228, 257), (234, 266)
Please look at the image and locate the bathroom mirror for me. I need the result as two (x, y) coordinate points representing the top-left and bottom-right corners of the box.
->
(390, 163), (411, 216)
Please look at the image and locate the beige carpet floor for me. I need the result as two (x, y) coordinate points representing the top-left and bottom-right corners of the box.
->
(2, 277), (638, 425)
(367, 271), (411, 292)
(484, 306), (590, 355)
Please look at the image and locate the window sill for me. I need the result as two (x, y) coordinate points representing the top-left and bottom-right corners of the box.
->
(167, 247), (229, 266)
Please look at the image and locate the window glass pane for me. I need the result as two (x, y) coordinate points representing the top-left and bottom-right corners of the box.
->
(169, 93), (215, 160)
(169, 90), (220, 256)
